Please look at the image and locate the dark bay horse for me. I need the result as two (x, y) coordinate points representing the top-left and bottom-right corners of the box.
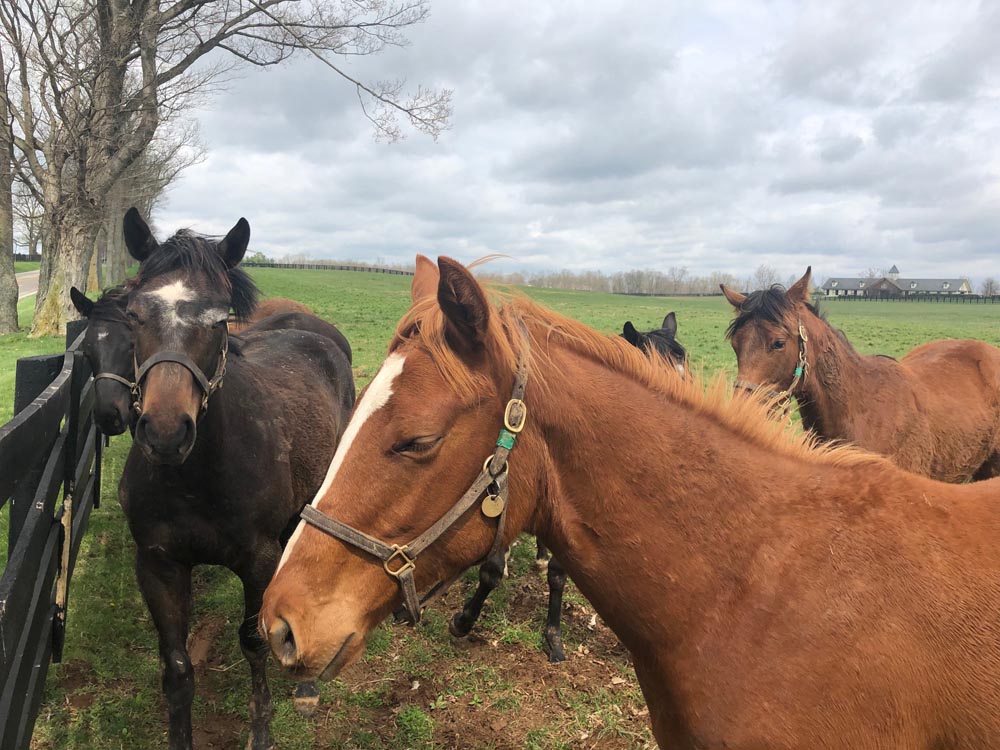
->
(261, 255), (1000, 749)
(722, 268), (1000, 482)
(71, 290), (351, 435)
(450, 301), (688, 662)
(117, 209), (355, 750)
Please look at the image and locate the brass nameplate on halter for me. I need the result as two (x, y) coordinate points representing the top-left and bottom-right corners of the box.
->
(481, 494), (505, 518)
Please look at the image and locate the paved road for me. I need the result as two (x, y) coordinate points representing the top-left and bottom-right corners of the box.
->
(16, 270), (39, 300)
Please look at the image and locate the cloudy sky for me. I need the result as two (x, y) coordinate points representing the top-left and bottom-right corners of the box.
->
(158, 0), (1000, 284)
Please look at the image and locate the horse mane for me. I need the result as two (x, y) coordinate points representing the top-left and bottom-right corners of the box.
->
(130, 229), (258, 321)
(90, 285), (130, 323)
(393, 288), (880, 469)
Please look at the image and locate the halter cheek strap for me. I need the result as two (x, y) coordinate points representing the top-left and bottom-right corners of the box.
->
(132, 326), (229, 417)
(300, 352), (529, 626)
(735, 322), (809, 411)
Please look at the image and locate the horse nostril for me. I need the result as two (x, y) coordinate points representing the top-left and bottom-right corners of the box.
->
(268, 617), (298, 664)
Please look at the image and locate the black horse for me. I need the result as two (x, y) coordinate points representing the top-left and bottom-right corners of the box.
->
(115, 208), (355, 750)
(449, 311), (688, 663)
(621, 311), (687, 373)
(71, 290), (354, 436)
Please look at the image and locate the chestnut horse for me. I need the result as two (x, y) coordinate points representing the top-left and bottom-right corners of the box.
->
(450, 304), (689, 662)
(117, 209), (354, 750)
(261, 255), (1000, 748)
(722, 268), (1000, 482)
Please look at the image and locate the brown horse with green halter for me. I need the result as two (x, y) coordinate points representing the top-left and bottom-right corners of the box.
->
(722, 268), (1000, 482)
(262, 256), (1000, 748)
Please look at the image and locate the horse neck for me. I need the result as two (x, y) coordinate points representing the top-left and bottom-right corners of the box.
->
(793, 316), (894, 440)
(518, 343), (834, 658)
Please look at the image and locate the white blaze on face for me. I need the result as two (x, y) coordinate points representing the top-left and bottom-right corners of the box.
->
(277, 352), (406, 572)
(150, 280), (195, 327)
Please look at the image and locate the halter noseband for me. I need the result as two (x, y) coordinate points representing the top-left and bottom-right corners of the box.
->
(131, 325), (230, 417)
(734, 322), (809, 411)
(300, 352), (529, 626)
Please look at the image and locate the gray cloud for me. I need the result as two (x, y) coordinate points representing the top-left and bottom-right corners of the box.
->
(159, 0), (1000, 285)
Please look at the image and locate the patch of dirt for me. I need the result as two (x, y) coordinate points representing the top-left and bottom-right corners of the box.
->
(55, 660), (97, 711)
(192, 716), (246, 750)
(188, 615), (228, 667)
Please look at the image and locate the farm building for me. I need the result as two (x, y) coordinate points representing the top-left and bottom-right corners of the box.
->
(820, 265), (972, 297)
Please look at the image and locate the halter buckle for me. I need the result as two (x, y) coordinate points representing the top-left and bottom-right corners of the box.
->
(383, 545), (416, 578)
(504, 398), (527, 433)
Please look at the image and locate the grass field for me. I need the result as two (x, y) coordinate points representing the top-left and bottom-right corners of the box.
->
(15, 261), (41, 274)
(4, 268), (1000, 750)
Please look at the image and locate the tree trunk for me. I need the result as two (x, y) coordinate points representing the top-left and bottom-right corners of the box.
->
(0, 51), (19, 333)
(31, 208), (100, 336)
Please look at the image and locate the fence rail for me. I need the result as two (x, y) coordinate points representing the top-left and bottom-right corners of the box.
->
(0, 320), (101, 750)
(824, 293), (1000, 304)
(243, 261), (414, 275)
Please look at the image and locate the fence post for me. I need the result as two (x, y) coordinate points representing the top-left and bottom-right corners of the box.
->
(8, 354), (64, 557)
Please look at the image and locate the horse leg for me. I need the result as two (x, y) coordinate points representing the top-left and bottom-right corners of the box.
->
(449, 547), (508, 638)
(543, 555), (567, 663)
(237, 561), (279, 750)
(136, 552), (194, 750)
(535, 539), (550, 570)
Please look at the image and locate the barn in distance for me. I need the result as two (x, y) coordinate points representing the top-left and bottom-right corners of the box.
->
(820, 265), (972, 298)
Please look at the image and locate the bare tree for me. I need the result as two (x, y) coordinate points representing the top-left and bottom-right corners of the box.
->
(13, 179), (44, 258)
(982, 278), (998, 297)
(860, 267), (884, 279)
(1, 0), (452, 335)
(0, 47), (17, 333)
(752, 264), (781, 290)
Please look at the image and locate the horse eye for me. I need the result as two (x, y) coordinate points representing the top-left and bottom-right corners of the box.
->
(772, 340), (786, 350)
(126, 310), (144, 325)
(393, 436), (442, 455)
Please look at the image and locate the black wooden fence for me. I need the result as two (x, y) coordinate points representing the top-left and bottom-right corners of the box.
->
(243, 261), (414, 275)
(0, 319), (102, 750)
(825, 293), (1000, 304)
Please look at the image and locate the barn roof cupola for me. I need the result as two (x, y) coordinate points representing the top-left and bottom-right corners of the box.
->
(887, 265), (900, 281)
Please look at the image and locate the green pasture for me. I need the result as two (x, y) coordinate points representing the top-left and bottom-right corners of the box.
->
(2, 268), (998, 749)
(15, 261), (41, 274)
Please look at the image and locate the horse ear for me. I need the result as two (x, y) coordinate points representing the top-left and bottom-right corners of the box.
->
(123, 207), (158, 262)
(437, 256), (490, 352)
(661, 312), (677, 336)
(70, 287), (94, 318)
(787, 267), (812, 303)
(411, 254), (440, 302)
(622, 321), (640, 346)
(720, 284), (747, 309)
(217, 218), (251, 268)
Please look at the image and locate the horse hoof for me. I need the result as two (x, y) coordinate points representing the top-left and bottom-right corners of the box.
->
(545, 636), (566, 663)
(449, 613), (472, 638)
(245, 736), (276, 750)
(295, 682), (320, 717)
(535, 558), (549, 571)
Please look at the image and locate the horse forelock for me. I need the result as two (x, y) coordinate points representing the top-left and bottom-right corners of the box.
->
(725, 285), (826, 340)
(130, 229), (259, 321)
(392, 286), (876, 469)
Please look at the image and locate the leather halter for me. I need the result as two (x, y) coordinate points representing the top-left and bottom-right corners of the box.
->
(132, 326), (230, 416)
(734, 322), (809, 410)
(94, 371), (141, 406)
(300, 353), (528, 626)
